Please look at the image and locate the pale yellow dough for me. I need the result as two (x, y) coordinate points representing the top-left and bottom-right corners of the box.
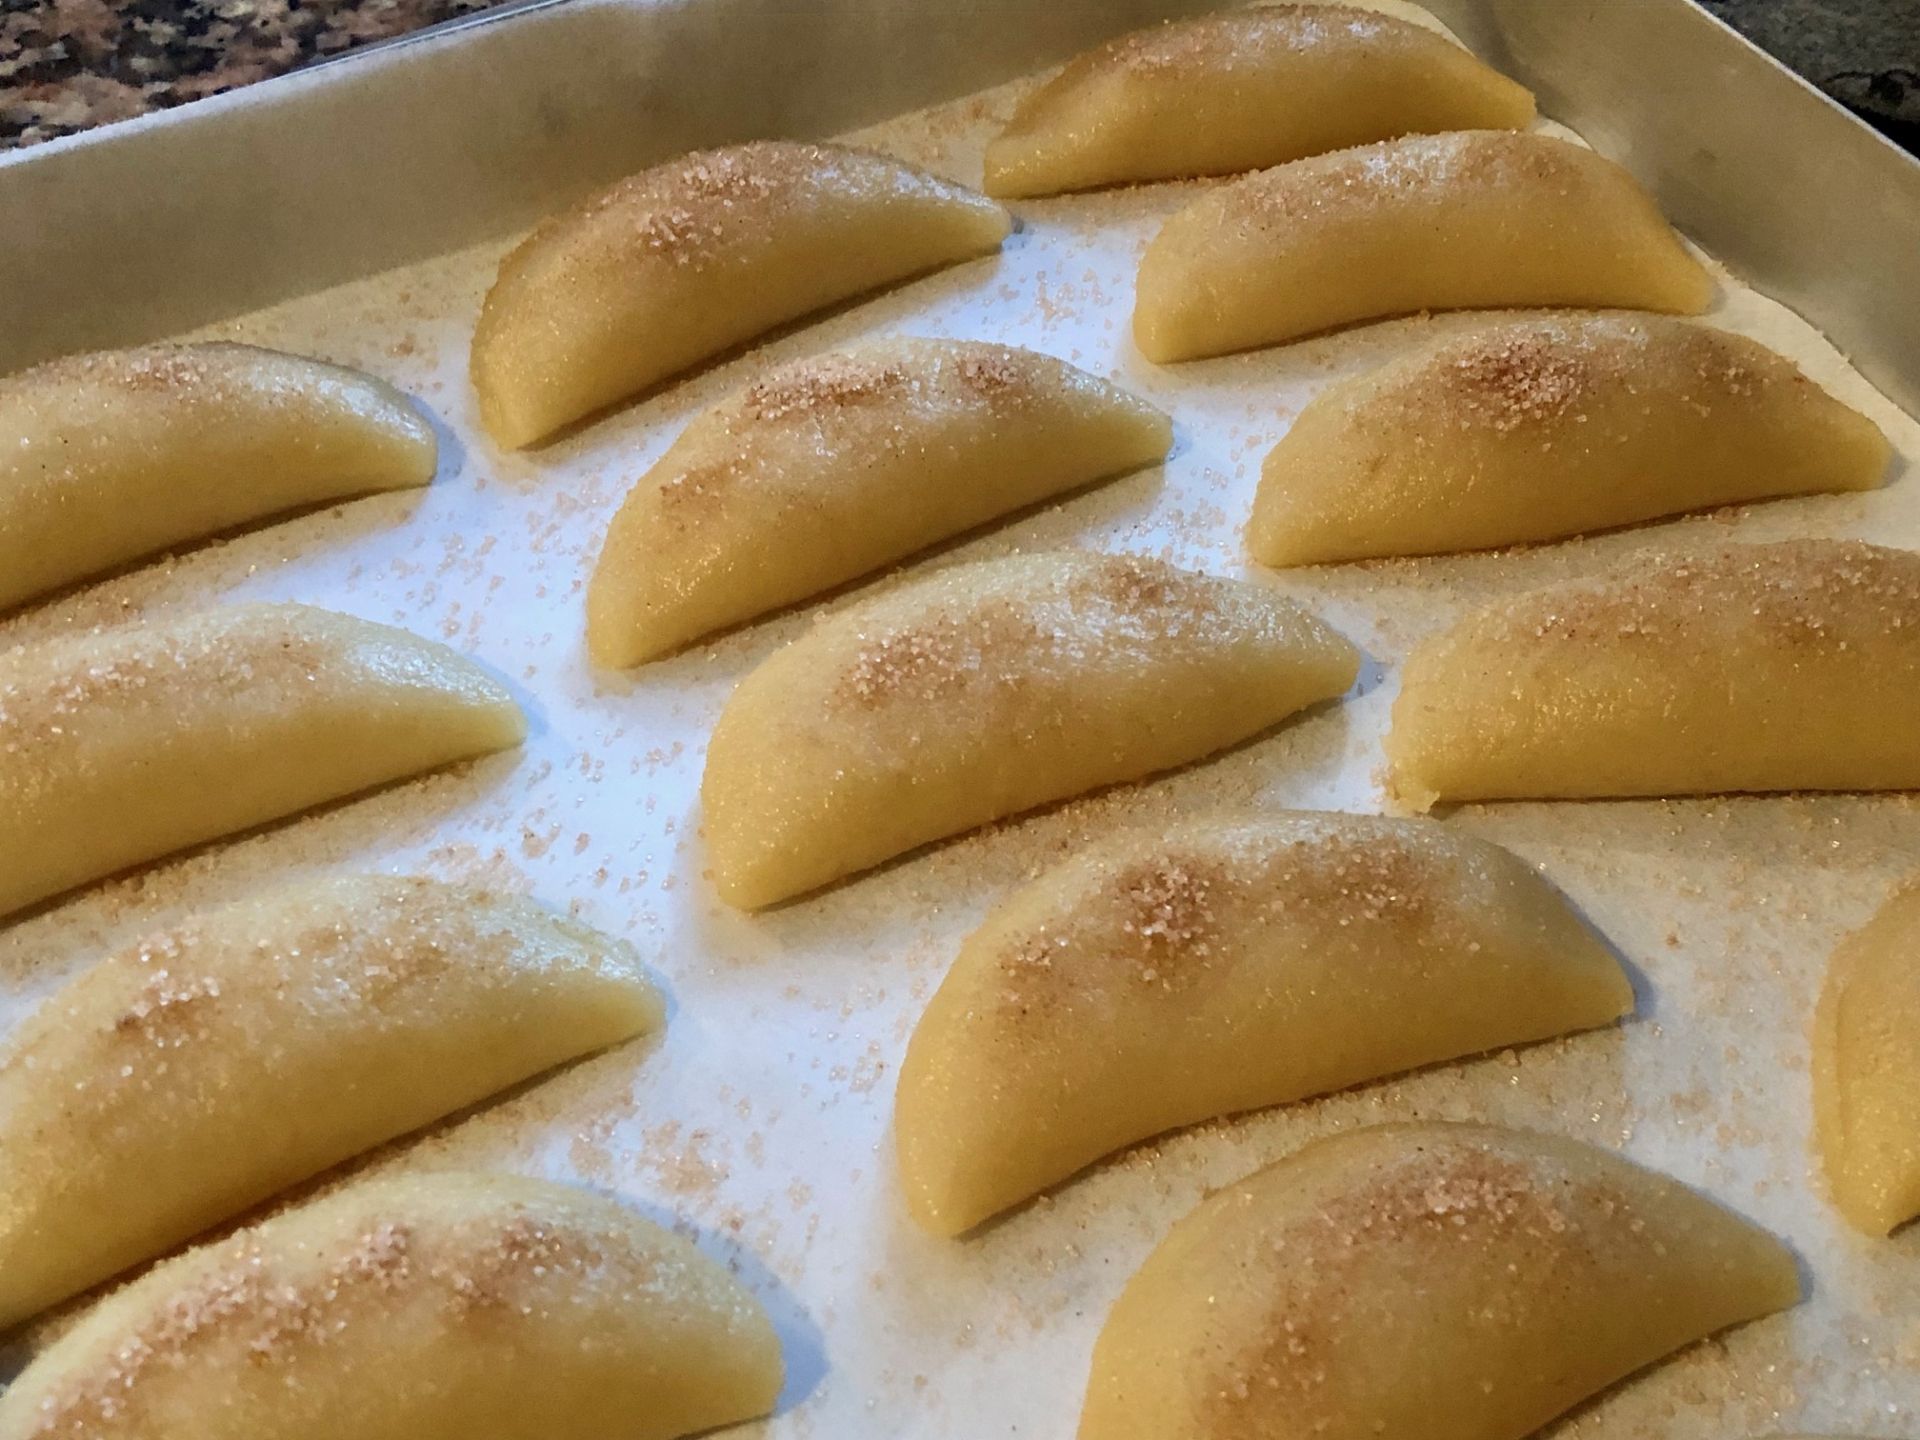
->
(984, 4), (1535, 197)
(1079, 1122), (1799, 1440)
(1814, 876), (1920, 1235)
(587, 339), (1171, 665)
(1248, 315), (1891, 566)
(0, 604), (525, 917)
(0, 875), (662, 1331)
(701, 551), (1358, 908)
(0, 343), (434, 611)
(895, 811), (1630, 1235)
(471, 141), (1011, 447)
(1387, 540), (1920, 809)
(0, 1172), (783, 1440)
(1133, 130), (1711, 362)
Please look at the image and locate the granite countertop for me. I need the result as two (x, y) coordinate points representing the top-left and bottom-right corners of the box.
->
(1, 0), (504, 148)
(1, 0), (1916, 152)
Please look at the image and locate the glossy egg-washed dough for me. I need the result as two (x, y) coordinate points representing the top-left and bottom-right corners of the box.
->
(701, 550), (1358, 907)
(1134, 129), (1711, 362)
(0, 604), (524, 918)
(1814, 876), (1920, 1235)
(1387, 539), (1920, 809)
(1080, 1122), (1798, 1440)
(471, 141), (1010, 448)
(587, 339), (1170, 665)
(0, 343), (434, 612)
(0, 1173), (783, 1440)
(896, 811), (1630, 1235)
(983, 3), (1534, 197)
(1248, 314), (1890, 566)
(0, 875), (661, 1331)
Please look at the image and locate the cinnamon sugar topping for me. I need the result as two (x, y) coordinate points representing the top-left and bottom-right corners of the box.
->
(838, 597), (1045, 708)
(17, 346), (218, 397)
(1510, 540), (1920, 648)
(20, 1189), (653, 1437)
(742, 353), (912, 423)
(1098, 4), (1389, 77)
(1115, 858), (1218, 967)
(1220, 131), (1585, 232)
(1440, 328), (1593, 431)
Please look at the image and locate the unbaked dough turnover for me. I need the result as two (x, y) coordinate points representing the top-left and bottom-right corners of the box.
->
(0, 343), (434, 611)
(0, 875), (661, 1330)
(1248, 315), (1890, 566)
(472, 141), (1011, 447)
(984, 4), (1535, 197)
(0, 604), (525, 917)
(1386, 540), (1920, 810)
(1814, 876), (1920, 1235)
(895, 811), (1630, 1235)
(701, 551), (1358, 907)
(587, 339), (1170, 665)
(0, 1173), (783, 1440)
(1079, 1122), (1799, 1440)
(1134, 130), (1711, 362)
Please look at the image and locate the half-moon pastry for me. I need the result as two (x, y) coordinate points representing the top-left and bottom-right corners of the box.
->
(896, 811), (1630, 1234)
(1814, 876), (1920, 1234)
(0, 343), (435, 610)
(1387, 540), (1920, 810)
(0, 604), (525, 916)
(0, 1172), (783, 1440)
(702, 551), (1357, 907)
(984, 4), (1535, 197)
(1134, 130), (1711, 362)
(1080, 1122), (1798, 1440)
(472, 141), (1011, 447)
(1248, 315), (1890, 566)
(587, 339), (1170, 665)
(0, 875), (662, 1330)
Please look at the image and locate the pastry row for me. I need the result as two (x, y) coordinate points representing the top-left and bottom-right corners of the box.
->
(467, 122), (1715, 450)
(0, 1119), (1824, 1440)
(7, 537), (1920, 911)
(0, 311), (1887, 679)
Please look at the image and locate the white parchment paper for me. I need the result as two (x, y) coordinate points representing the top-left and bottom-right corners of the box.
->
(3, 5), (1917, 1434)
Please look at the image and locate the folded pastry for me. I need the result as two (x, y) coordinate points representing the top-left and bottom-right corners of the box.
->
(1134, 130), (1711, 362)
(0, 343), (434, 610)
(985, 4), (1534, 196)
(472, 141), (1011, 447)
(0, 604), (525, 916)
(896, 811), (1630, 1234)
(1248, 315), (1889, 566)
(1081, 1122), (1798, 1440)
(0, 1173), (783, 1440)
(588, 339), (1169, 664)
(702, 550), (1358, 907)
(0, 875), (661, 1330)
(1387, 540), (1920, 809)
(1814, 876), (1920, 1234)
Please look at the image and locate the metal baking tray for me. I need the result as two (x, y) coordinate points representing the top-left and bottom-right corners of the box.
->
(1, 3), (1917, 1437)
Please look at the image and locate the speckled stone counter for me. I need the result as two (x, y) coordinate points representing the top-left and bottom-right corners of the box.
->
(1, 0), (502, 148)
(1701, 0), (1918, 149)
(1, 0), (1916, 152)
